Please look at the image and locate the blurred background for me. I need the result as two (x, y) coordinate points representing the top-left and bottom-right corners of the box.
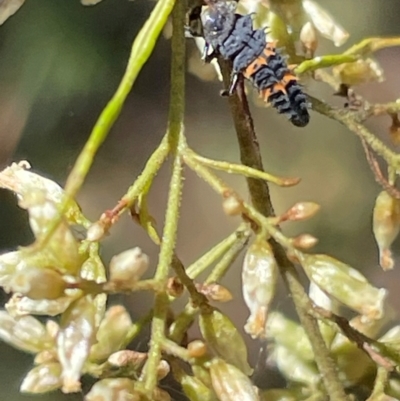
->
(1, 0), (400, 399)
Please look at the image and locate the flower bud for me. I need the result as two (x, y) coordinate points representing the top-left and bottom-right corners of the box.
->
(242, 240), (278, 339)
(373, 190), (400, 270)
(199, 308), (252, 375)
(109, 247), (149, 284)
(90, 305), (132, 362)
(300, 22), (318, 56)
(187, 340), (207, 358)
(9, 267), (66, 300)
(281, 202), (320, 222)
(291, 234), (318, 249)
(107, 350), (147, 370)
(300, 254), (387, 319)
(302, 0), (349, 46)
(57, 296), (97, 393)
(86, 221), (107, 242)
(196, 283), (233, 302)
(222, 194), (243, 216)
(20, 362), (62, 393)
(85, 378), (139, 401)
(167, 277), (184, 298)
(210, 359), (259, 401)
(157, 360), (170, 381)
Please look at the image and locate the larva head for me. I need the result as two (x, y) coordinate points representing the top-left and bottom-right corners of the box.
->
(201, 1), (237, 44)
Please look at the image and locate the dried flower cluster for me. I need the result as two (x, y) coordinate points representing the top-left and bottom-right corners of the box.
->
(1, 1), (400, 401)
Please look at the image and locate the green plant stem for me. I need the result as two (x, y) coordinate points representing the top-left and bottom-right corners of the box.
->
(65, 0), (176, 197)
(295, 54), (358, 75)
(36, 0), (176, 251)
(186, 149), (300, 186)
(205, 228), (250, 284)
(218, 61), (349, 401)
(366, 367), (389, 401)
(344, 37), (400, 56)
(186, 224), (249, 279)
(140, 0), (186, 394)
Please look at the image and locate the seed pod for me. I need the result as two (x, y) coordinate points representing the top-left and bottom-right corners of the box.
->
(85, 378), (139, 401)
(242, 240), (278, 339)
(259, 389), (300, 401)
(373, 190), (400, 271)
(210, 358), (259, 401)
(90, 305), (132, 362)
(269, 345), (320, 386)
(20, 362), (63, 393)
(179, 372), (217, 401)
(57, 296), (97, 393)
(6, 292), (77, 317)
(266, 312), (314, 362)
(300, 254), (387, 319)
(9, 267), (66, 300)
(109, 247), (149, 284)
(0, 311), (53, 353)
(199, 308), (252, 375)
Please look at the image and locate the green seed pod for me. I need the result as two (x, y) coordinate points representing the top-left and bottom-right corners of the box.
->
(300, 254), (387, 320)
(266, 312), (314, 362)
(269, 345), (320, 386)
(199, 308), (252, 375)
(331, 333), (375, 386)
(179, 372), (218, 401)
(210, 358), (259, 401)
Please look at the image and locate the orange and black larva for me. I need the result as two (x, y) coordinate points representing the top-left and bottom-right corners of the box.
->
(199, 1), (310, 127)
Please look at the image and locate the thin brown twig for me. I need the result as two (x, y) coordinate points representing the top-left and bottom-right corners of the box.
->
(360, 138), (400, 199)
(217, 58), (350, 401)
(313, 305), (396, 371)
